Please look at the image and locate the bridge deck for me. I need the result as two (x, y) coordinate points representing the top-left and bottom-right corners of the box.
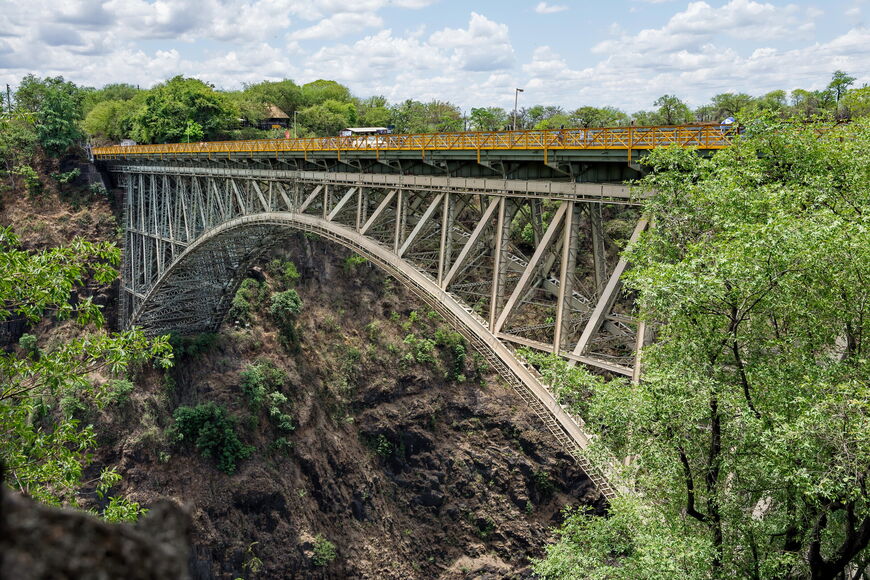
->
(92, 124), (733, 161)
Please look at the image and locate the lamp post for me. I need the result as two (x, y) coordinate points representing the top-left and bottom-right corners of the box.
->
(513, 88), (524, 131)
(293, 110), (298, 138)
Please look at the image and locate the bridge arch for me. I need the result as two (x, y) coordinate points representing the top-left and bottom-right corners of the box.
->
(130, 211), (619, 498)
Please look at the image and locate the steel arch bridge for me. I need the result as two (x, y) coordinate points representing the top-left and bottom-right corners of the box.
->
(95, 125), (729, 499)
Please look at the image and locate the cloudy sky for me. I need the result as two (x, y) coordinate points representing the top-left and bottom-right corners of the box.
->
(0, 0), (867, 112)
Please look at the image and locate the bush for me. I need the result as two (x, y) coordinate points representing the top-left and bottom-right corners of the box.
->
(312, 534), (337, 567)
(240, 360), (287, 410)
(103, 379), (135, 406)
(229, 278), (265, 324)
(343, 253), (367, 272)
(50, 168), (80, 184)
(435, 328), (467, 382)
(267, 258), (300, 289)
(270, 289), (302, 348)
(18, 333), (39, 358)
(14, 164), (42, 196)
(402, 333), (436, 365)
(171, 402), (252, 474)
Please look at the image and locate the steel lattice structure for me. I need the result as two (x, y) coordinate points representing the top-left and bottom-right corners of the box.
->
(103, 157), (660, 500)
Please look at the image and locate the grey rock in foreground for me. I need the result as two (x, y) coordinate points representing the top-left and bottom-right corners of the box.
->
(1, 486), (190, 580)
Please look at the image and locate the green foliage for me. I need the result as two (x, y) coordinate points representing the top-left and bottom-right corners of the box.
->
(539, 116), (870, 578)
(102, 379), (135, 406)
(652, 94), (693, 125)
(51, 168), (80, 184)
(240, 360), (295, 434)
(343, 253), (367, 272)
(13, 164), (42, 196)
(171, 402), (252, 474)
(102, 495), (148, 523)
(83, 100), (134, 142)
(434, 328), (467, 382)
(266, 258), (300, 289)
(270, 289), (303, 348)
(242, 542), (264, 575)
(240, 360), (286, 409)
(229, 278), (265, 324)
(311, 534), (337, 566)
(374, 434), (393, 457)
(18, 333), (38, 357)
(82, 83), (140, 116)
(402, 333), (436, 365)
(301, 79), (353, 106)
(14, 75), (84, 156)
(534, 498), (712, 580)
(518, 348), (612, 417)
(469, 106), (508, 131)
(130, 76), (237, 143)
(0, 226), (172, 505)
(299, 99), (356, 136)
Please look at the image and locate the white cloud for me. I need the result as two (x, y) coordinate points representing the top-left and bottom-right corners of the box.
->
(429, 12), (515, 71)
(294, 13), (384, 40)
(535, 2), (568, 14)
(0, 0), (867, 115)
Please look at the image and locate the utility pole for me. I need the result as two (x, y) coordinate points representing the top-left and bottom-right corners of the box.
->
(6, 84), (11, 112)
(293, 110), (298, 138)
(513, 88), (524, 131)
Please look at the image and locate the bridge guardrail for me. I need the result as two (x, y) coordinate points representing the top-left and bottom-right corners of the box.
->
(92, 124), (733, 159)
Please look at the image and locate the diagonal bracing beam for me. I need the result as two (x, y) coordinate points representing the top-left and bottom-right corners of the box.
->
(493, 202), (569, 334)
(360, 190), (397, 235)
(327, 187), (358, 221)
(398, 193), (444, 258)
(569, 217), (648, 362)
(440, 197), (501, 290)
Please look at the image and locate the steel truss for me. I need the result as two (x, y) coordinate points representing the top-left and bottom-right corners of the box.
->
(115, 164), (651, 499)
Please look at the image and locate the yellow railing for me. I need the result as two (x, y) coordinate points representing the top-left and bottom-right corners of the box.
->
(92, 124), (734, 158)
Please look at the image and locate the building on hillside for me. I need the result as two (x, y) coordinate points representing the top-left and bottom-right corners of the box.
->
(258, 105), (290, 130)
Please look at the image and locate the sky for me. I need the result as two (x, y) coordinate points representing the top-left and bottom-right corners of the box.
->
(0, 0), (867, 113)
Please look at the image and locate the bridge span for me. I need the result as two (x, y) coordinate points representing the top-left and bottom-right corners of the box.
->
(94, 125), (730, 499)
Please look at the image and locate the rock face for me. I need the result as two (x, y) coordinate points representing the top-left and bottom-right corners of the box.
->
(1, 485), (190, 579)
(89, 235), (604, 579)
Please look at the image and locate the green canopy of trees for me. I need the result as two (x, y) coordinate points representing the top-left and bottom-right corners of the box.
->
(130, 76), (238, 144)
(534, 115), (870, 579)
(0, 227), (172, 505)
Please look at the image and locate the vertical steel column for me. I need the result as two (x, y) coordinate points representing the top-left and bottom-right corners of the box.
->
(393, 189), (404, 253)
(437, 192), (454, 286)
(553, 202), (580, 353)
(589, 202), (607, 297)
(489, 199), (516, 331)
(355, 187), (365, 231)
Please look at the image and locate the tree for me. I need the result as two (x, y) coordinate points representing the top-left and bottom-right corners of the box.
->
(14, 75), (85, 156)
(81, 83), (139, 116)
(790, 88), (833, 119)
(828, 70), (856, 103)
(469, 107), (508, 131)
(83, 100), (135, 142)
(130, 76), (237, 143)
(535, 115), (870, 579)
(652, 94), (693, 125)
(298, 99), (356, 136)
(0, 227), (172, 505)
(524, 105), (565, 129)
(709, 92), (755, 119)
(842, 86), (870, 119)
(300, 79), (353, 106)
(569, 105), (630, 128)
(357, 95), (391, 128)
